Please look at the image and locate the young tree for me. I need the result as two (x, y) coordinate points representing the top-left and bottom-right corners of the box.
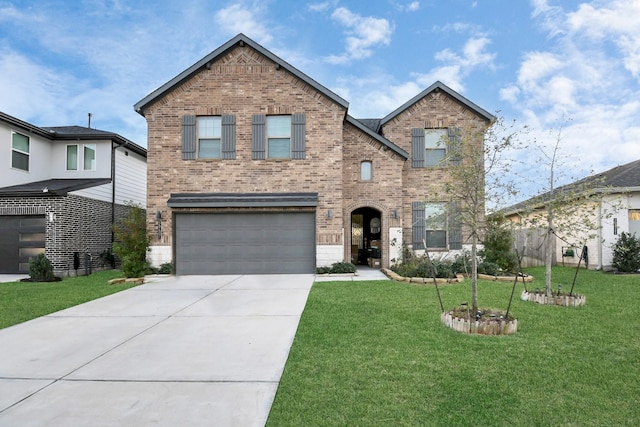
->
(113, 202), (150, 278)
(439, 115), (523, 312)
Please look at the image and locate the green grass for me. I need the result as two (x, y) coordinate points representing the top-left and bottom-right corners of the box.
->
(267, 267), (640, 426)
(0, 270), (136, 329)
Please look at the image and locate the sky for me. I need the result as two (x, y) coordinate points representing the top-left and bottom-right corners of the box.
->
(1, 0), (640, 206)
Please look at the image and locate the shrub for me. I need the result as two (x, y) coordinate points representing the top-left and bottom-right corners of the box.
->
(112, 203), (150, 278)
(481, 215), (518, 272)
(315, 262), (357, 274)
(478, 261), (500, 276)
(391, 256), (455, 278)
(29, 253), (56, 282)
(612, 232), (640, 273)
(158, 262), (173, 274)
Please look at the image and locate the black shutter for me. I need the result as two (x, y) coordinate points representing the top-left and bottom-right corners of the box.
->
(448, 127), (462, 166)
(411, 128), (425, 168)
(291, 113), (306, 159)
(221, 115), (236, 159)
(449, 200), (463, 249)
(181, 115), (196, 160)
(412, 201), (425, 250)
(252, 114), (266, 160)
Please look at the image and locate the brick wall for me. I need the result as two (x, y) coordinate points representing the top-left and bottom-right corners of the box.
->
(144, 45), (347, 253)
(342, 122), (405, 267)
(0, 195), (137, 275)
(379, 90), (488, 250)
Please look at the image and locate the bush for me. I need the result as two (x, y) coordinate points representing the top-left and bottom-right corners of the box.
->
(315, 262), (357, 274)
(29, 253), (56, 282)
(478, 261), (500, 276)
(612, 232), (640, 273)
(158, 262), (173, 274)
(112, 203), (150, 278)
(481, 215), (518, 272)
(391, 256), (455, 279)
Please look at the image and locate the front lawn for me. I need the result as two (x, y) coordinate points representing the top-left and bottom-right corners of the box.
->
(267, 267), (640, 426)
(0, 270), (135, 329)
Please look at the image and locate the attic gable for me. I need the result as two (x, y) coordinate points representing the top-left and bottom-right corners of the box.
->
(134, 34), (349, 116)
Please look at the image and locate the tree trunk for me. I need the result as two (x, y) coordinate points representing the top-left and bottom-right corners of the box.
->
(471, 233), (479, 312)
(546, 206), (554, 297)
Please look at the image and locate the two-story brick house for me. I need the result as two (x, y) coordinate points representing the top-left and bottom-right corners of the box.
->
(0, 112), (146, 275)
(135, 34), (493, 275)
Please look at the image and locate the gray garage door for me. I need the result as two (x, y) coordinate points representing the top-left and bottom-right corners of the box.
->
(0, 215), (46, 274)
(175, 212), (316, 275)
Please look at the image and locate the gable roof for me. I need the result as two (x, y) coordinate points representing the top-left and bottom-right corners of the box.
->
(346, 115), (408, 159)
(0, 178), (111, 197)
(503, 158), (640, 215)
(134, 33), (350, 115)
(379, 81), (495, 127)
(1, 111), (146, 157)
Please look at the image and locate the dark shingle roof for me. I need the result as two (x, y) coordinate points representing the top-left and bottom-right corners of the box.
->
(0, 111), (146, 157)
(0, 179), (111, 197)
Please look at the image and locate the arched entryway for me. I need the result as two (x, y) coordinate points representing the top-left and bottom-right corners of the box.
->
(350, 207), (382, 266)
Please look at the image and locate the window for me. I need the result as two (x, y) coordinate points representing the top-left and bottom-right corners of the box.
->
(411, 200), (462, 250)
(411, 127), (460, 168)
(83, 144), (96, 170)
(66, 144), (96, 170)
(197, 116), (221, 158)
(425, 203), (447, 248)
(67, 145), (78, 170)
(182, 115), (235, 160)
(424, 129), (447, 167)
(361, 161), (372, 180)
(252, 114), (305, 160)
(267, 115), (291, 159)
(11, 132), (30, 171)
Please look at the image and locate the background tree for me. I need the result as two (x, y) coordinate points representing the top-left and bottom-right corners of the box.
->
(112, 202), (150, 278)
(515, 122), (617, 296)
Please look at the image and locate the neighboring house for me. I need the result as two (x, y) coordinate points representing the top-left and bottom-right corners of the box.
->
(0, 112), (147, 275)
(135, 33), (494, 275)
(503, 159), (640, 270)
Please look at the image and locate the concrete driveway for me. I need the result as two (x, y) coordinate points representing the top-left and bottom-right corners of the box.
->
(0, 274), (315, 427)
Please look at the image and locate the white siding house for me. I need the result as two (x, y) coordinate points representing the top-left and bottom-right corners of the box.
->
(0, 112), (147, 274)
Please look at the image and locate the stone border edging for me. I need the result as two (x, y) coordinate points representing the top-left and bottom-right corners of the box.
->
(521, 290), (586, 307)
(441, 311), (518, 335)
(381, 268), (464, 284)
(478, 273), (534, 282)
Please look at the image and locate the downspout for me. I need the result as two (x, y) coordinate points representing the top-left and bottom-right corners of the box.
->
(111, 140), (117, 267)
(597, 202), (603, 270)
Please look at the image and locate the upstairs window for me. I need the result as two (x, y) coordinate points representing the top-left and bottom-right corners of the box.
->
(182, 115), (236, 160)
(411, 127), (461, 168)
(252, 114), (305, 160)
(83, 144), (96, 170)
(67, 145), (78, 170)
(361, 161), (372, 180)
(11, 132), (30, 171)
(424, 129), (447, 167)
(197, 116), (222, 158)
(66, 144), (96, 171)
(267, 115), (291, 159)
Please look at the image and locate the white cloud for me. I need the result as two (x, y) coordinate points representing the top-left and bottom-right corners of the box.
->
(414, 36), (495, 92)
(567, 1), (640, 78)
(326, 7), (393, 64)
(214, 4), (273, 45)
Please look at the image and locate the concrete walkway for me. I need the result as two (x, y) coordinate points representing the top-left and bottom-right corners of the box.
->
(0, 274), (315, 427)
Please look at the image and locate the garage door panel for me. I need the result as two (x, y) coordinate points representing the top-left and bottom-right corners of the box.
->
(0, 215), (45, 274)
(175, 212), (315, 275)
